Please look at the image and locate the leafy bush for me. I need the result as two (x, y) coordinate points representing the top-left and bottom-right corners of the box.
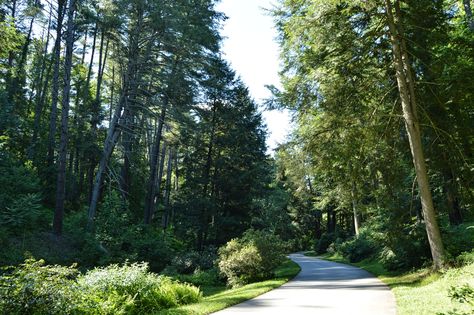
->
(218, 230), (285, 287)
(338, 231), (379, 263)
(456, 251), (474, 266)
(0, 259), (81, 315)
(314, 233), (336, 254)
(444, 224), (474, 258)
(79, 262), (202, 314)
(0, 259), (202, 315)
(0, 152), (42, 231)
(171, 251), (202, 274)
(437, 283), (474, 315)
(162, 266), (224, 287)
(379, 222), (431, 271)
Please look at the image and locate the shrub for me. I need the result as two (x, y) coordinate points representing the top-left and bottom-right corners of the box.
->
(0, 259), (81, 315)
(314, 233), (336, 254)
(437, 283), (474, 315)
(338, 231), (379, 263)
(379, 222), (432, 271)
(456, 251), (474, 266)
(171, 251), (202, 274)
(0, 152), (42, 232)
(78, 262), (202, 314)
(218, 230), (285, 287)
(444, 224), (474, 258)
(181, 268), (223, 286)
(0, 259), (202, 315)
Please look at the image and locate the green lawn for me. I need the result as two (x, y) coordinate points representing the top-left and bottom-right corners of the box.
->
(310, 252), (474, 315)
(157, 259), (301, 315)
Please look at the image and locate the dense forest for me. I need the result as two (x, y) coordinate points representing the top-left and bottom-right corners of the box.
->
(0, 0), (273, 264)
(0, 0), (473, 313)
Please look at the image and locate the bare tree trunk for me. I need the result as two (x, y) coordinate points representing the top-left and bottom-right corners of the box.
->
(144, 97), (168, 224)
(351, 182), (360, 236)
(198, 102), (217, 249)
(162, 147), (173, 229)
(53, 0), (76, 236)
(385, 0), (445, 270)
(87, 93), (125, 227)
(47, 0), (66, 171)
(28, 4), (52, 160)
(154, 141), (167, 202)
(88, 31), (108, 201)
(463, 0), (474, 31)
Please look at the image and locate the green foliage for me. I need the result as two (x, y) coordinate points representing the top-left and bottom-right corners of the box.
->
(78, 262), (202, 314)
(314, 233), (336, 254)
(0, 152), (42, 231)
(456, 251), (474, 266)
(0, 193), (42, 229)
(0, 259), (202, 315)
(437, 284), (474, 315)
(170, 247), (217, 274)
(0, 19), (24, 61)
(217, 230), (285, 287)
(0, 259), (80, 315)
(379, 222), (432, 271)
(337, 231), (379, 263)
(444, 224), (474, 258)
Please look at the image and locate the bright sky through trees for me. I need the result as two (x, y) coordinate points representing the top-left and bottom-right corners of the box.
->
(216, 0), (292, 152)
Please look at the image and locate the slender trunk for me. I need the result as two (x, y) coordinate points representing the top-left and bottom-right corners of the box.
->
(87, 93), (126, 227)
(144, 97), (168, 224)
(351, 182), (360, 236)
(463, 0), (474, 31)
(174, 147), (179, 191)
(154, 141), (167, 201)
(7, 0), (17, 68)
(87, 31), (108, 200)
(86, 23), (98, 89)
(47, 0), (66, 170)
(53, 0), (76, 236)
(162, 147), (173, 229)
(19, 1), (38, 69)
(198, 102), (217, 249)
(109, 65), (115, 121)
(385, 0), (445, 269)
(28, 5), (53, 160)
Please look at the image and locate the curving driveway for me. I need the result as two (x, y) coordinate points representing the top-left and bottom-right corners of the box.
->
(213, 253), (397, 314)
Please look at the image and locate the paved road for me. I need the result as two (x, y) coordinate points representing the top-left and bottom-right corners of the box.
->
(213, 253), (396, 315)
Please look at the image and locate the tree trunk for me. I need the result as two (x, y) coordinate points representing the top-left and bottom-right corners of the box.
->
(144, 97), (168, 224)
(385, 0), (446, 270)
(154, 141), (167, 202)
(87, 94), (125, 227)
(162, 147), (173, 229)
(463, 0), (474, 31)
(28, 5), (53, 160)
(88, 31), (108, 201)
(47, 0), (66, 171)
(53, 0), (76, 236)
(351, 182), (360, 236)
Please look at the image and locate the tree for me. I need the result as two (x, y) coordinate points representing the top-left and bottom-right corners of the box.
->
(384, 0), (445, 269)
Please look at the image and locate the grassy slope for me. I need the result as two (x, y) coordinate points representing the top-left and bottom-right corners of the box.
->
(157, 259), (301, 315)
(309, 252), (474, 315)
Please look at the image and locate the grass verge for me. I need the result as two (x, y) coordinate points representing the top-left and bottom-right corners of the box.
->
(157, 258), (301, 315)
(308, 252), (474, 315)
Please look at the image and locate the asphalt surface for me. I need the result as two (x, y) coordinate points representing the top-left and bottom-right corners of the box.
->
(213, 253), (397, 314)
